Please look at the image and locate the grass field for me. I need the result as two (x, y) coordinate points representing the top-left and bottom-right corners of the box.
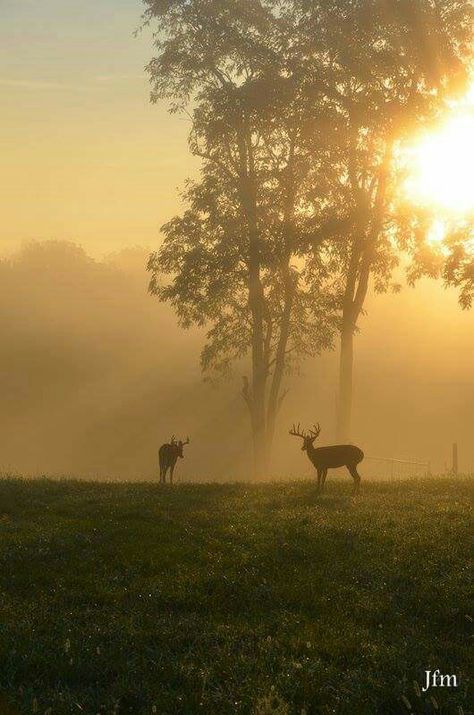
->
(0, 477), (472, 715)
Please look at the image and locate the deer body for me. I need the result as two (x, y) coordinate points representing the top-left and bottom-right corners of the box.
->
(159, 436), (189, 484)
(290, 423), (363, 493)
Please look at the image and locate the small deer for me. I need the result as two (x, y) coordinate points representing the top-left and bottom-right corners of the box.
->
(289, 423), (363, 493)
(159, 435), (190, 484)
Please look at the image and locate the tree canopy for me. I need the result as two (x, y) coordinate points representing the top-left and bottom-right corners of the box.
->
(144, 0), (474, 469)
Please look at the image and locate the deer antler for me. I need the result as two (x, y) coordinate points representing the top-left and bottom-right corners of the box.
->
(183, 436), (190, 445)
(170, 435), (176, 444)
(289, 422), (306, 438)
(309, 423), (321, 439)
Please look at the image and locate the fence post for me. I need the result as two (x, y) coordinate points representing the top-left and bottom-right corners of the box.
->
(452, 443), (458, 476)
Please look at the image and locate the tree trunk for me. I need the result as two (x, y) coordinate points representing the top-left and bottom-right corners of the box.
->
(337, 318), (354, 442)
(266, 270), (294, 460)
(251, 419), (269, 478)
(266, 167), (297, 470)
(337, 245), (372, 442)
(247, 196), (268, 478)
(335, 145), (390, 444)
(237, 123), (268, 479)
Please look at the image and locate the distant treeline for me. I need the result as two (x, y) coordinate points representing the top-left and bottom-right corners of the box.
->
(0, 241), (250, 478)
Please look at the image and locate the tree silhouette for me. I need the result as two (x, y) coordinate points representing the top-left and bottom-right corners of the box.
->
(143, 0), (473, 467)
(143, 0), (344, 476)
(444, 235), (474, 309)
(147, 106), (339, 476)
(406, 214), (474, 309)
(290, 0), (473, 440)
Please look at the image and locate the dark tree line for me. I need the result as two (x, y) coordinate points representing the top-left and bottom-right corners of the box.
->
(144, 0), (473, 476)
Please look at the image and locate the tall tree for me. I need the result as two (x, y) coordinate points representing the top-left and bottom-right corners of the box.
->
(290, 0), (474, 440)
(143, 0), (473, 466)
(143, 0), (338, 476)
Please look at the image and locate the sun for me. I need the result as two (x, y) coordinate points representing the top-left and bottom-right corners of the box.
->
(404, 91), (474, 217)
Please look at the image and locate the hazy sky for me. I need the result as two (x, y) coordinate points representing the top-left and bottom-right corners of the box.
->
(0, 0), (193, 256)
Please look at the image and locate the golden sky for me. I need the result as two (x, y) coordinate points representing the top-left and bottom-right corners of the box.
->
(0, 0), (193, 256)
(2, 1), (472, 258)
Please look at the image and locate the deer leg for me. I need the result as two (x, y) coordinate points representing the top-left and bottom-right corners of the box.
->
(348, 465), (361, 494)
(170, 464), (175, 485)
(316, 469), (322, 490)
(321, 469), (328, 490)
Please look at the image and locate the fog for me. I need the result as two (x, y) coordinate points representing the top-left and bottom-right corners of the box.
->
(0, 240), (472, 480)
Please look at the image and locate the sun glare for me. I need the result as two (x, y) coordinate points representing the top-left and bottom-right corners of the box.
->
(404, 92), (474, 215)
(427, 219), (447, 245)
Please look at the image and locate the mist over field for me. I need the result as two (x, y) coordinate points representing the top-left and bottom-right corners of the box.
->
(0, 239), (471, 480)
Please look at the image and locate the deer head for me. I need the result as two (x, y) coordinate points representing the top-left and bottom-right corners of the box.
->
(176, 436), (190, 458)
(289, 422), (321, 451)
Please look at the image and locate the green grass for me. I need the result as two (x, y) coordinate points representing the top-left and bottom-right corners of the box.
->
(0, 477), (472, 714)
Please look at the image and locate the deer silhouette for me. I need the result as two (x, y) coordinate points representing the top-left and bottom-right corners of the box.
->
(159, 435), (190, 484)
(290, 423), (363, 493)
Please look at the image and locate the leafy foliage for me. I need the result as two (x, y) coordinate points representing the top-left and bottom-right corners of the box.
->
(144, 0), (474, 455)
(403, 212), (474, 309)
(148, 170), (339, 379)
(444, 225), (474, 309)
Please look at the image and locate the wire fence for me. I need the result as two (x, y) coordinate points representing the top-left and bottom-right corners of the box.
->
(175, 454), (434, 483)
(364, 456), (431, 481)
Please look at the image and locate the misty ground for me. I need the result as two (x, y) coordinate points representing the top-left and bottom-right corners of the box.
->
(0, 477), (471, 715)
(1, 241), (473, 481)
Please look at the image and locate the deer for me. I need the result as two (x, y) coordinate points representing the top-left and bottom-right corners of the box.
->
(159, 435), (190, 484)
(289, 423), (363, 493)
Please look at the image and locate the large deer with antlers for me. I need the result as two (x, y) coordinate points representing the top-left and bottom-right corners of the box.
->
(159, 436), (190, 484)
(289, 423), (363, 493)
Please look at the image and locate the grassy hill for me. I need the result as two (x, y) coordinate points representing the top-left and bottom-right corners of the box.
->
(0, 477), (472, 714)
